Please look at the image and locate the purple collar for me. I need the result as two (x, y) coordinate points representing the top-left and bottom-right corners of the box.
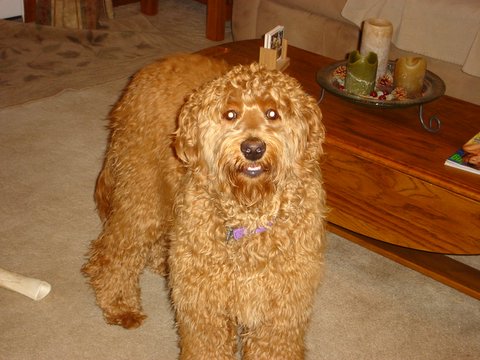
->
(226, 221), (274, 241)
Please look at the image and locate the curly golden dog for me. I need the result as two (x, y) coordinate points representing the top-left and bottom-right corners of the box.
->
(82, 53), (327, 359)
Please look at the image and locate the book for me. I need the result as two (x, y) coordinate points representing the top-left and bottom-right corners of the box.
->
(263, 25), (284, 60)
(444, 131), (480, 175)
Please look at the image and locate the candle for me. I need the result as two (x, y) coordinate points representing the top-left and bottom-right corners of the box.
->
(394, 56), (427, 98)
(360, 18), (393, 81)
(345, 50), (378, 96)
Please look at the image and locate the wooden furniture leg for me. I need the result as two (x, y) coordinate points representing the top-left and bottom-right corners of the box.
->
(23, 0), (36, 22)
(140, 0), (158, 16)
(204, 0), (232, 41)
(206, 0), (226, 41)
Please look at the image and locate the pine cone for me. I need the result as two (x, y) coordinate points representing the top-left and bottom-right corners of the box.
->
(391, 87), (408, 100)
(376, 74), (393, 92)
(333, 65), (347, 80)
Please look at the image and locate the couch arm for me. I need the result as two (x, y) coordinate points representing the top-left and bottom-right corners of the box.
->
(232, 0), (262, 41)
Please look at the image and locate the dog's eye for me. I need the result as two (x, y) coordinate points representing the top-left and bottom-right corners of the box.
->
(265, 109), (279, 120)
(223, 110), (237, 121)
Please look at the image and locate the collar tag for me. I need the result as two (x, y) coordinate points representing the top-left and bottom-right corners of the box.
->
(226, 221), (273, 241)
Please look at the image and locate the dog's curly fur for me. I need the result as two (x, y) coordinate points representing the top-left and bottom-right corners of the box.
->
(82, 53), (327, 359)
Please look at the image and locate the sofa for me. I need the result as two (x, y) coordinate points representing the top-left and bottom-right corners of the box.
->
(232, 0), (480, 105)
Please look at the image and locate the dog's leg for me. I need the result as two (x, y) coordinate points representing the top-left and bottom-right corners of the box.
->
(82, 226), (152, 329)
(82, 194), (167, 329)
(238, 263), (321, 360)
(147, 235), (170, 276)
(83, 141), (173, 328)
(176, 312), (238, 360)
(241, 322), (307, 360)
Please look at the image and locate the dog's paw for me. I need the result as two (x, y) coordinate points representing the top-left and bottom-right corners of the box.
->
(105, 310), (147, 329)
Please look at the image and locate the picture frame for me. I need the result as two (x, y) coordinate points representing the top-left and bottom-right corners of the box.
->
(264, 25), (285, 60)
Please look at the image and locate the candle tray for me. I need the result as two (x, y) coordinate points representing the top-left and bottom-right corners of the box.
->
(316, 60), (445, 108)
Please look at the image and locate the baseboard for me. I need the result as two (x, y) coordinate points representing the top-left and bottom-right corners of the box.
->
(113, 0), (138, 6)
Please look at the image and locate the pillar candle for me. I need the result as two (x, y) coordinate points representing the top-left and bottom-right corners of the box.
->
(344, 50), (378, 96)
(360, 18), (393, 81)
(394, 56), (427, 98)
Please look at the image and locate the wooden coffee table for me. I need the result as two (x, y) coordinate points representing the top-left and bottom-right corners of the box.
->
(197, 40), (480, 299)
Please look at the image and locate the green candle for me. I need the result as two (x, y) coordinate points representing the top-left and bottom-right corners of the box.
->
(344, 50), (378, 96)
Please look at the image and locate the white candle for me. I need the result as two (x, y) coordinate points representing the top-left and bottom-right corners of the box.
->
(360, 18), (393, 81)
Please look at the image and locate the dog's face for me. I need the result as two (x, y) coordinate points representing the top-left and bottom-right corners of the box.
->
(175, 63), (324, 206)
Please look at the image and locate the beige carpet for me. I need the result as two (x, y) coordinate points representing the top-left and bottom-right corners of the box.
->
(1, 1), (479, 359)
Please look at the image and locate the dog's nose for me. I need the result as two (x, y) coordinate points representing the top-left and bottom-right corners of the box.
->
(241, 137), (266, 161)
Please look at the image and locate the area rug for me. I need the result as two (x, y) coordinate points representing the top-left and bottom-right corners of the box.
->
(0, 0), (231, 108)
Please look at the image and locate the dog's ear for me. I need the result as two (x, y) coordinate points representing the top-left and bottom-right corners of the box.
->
(303, 99), (326, 161)
(174, 96), (199, 164)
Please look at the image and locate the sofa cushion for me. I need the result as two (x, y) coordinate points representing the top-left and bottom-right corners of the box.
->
(272, 0), (349, 24)
(253, 0), (359, 60)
